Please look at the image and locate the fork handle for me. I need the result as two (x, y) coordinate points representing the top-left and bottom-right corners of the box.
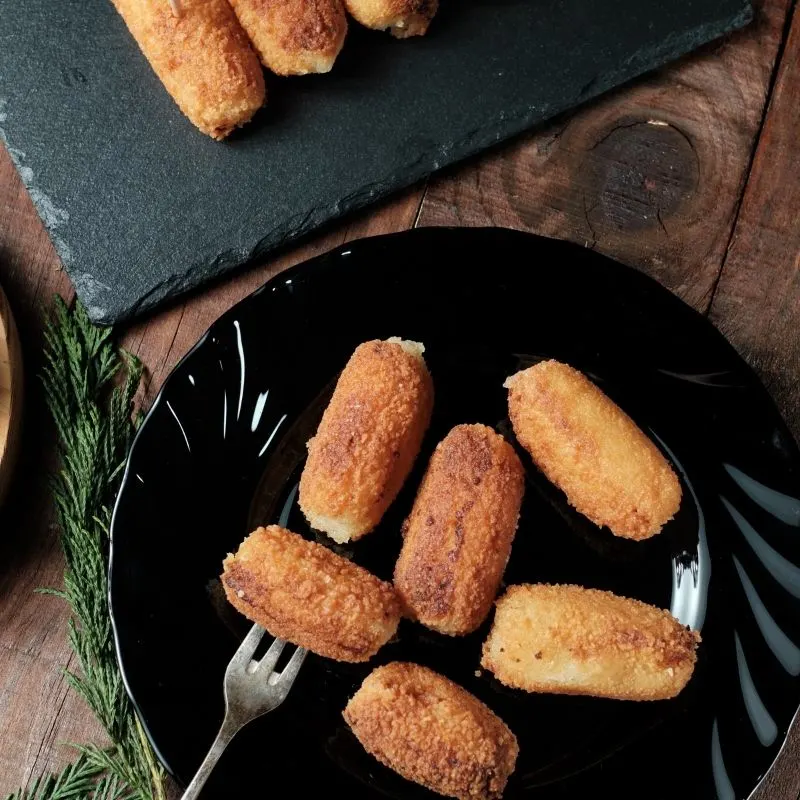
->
(180, 714), (240, 800)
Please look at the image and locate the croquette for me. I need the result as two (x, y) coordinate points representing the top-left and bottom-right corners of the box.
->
(299, 338), (434, 543)
(394, 424), (525, 635)
(505, 360), (681, 540)
(222, 525), (401, 661)
(481, 584), (700, 701)
(112, 0), (265, 139)
(343, 0), (438, 38)
(344, 662), (518, 799)
(228, 0), (348, 75)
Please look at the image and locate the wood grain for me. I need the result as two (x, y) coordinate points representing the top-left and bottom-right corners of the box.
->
(709, 2), (800, 441)
(417, 0), (792, 313)
(710, 13), (800, 792)
(0, 283), (23, 506)
(0, 147), (105, 791)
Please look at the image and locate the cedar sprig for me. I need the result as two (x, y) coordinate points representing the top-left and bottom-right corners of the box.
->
(4, 298), (165, 800)
(2, 754), (103, 800)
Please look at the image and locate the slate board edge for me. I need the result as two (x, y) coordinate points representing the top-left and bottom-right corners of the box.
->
(7, 5), (753, 325)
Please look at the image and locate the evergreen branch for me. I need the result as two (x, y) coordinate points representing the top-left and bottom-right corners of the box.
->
(88, 774), (127, 800)
(6, 298), (166, 800)
(2, 754), (103, 800)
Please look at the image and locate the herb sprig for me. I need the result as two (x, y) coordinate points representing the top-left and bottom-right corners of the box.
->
(4, 298), (166, 800)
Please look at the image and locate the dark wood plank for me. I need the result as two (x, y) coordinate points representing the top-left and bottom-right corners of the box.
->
(710, 12), (800, 796)
(709, 4), (800, 440)
(0, 146), (107, 792)
(417, 0), (792, 313)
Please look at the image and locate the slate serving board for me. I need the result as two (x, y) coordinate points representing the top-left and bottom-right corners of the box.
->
(0, 0), (751, 324)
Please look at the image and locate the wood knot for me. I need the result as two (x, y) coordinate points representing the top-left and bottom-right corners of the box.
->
(582, 120), (699, 237)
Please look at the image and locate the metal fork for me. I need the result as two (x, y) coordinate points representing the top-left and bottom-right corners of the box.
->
(181, 624), (307, 799)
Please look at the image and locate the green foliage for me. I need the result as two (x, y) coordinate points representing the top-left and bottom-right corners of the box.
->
(2, 755), (102, 800)
(5, 298), (165, 800)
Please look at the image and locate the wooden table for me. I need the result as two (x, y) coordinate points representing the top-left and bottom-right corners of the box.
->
(1, 1), (798, 796)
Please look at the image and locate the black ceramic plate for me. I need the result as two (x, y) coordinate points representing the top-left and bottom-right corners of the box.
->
(110, 228), (800, 799)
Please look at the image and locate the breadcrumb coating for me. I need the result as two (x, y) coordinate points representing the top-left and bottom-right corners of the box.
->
(505, 360), (682, 540)
(394, 424), (525, 636)
(344, 662), (518, 799)
(481, 584), (700, 701)
(228, 0), (348, 76)
(343, 0), (438, 38)
(299, 338), (434, 543)
(222, 526), (401, 661)
(111, 0), (265, 139)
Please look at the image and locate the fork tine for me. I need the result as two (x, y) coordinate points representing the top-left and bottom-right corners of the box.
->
(228, 623), (266, 669)
(257, 636), (287, 673)
(275, 646), (307, 685)
(187, 628), (307, 797)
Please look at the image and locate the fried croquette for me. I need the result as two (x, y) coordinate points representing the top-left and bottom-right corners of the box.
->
(505, 360), (681, 540)
(343, 0), (438, 38)
(394, 424), (525, 636)
(222, 526), (401, 661)
(299, 338), (434, 544)
(344, 662), (518, 799)
(111, 0), (265, 139)
(228, 0), (348, 76)
(482, 584), (700, 701)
